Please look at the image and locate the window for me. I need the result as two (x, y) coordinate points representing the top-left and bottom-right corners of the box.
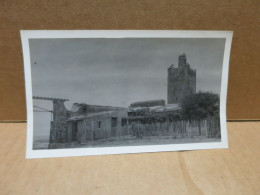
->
(121, 118), (127, 126)
(98, 121), (101, 128)
(111, 117), (117, 127)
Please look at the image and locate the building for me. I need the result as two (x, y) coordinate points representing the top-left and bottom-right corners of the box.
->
(48, 102), (129, 148)
(66, 104), (128, 144)
(167, 54), (196, 104)
(46, 98), (182, 148)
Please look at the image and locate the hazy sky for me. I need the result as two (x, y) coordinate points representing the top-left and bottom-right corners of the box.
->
(30, 38), (225, 140)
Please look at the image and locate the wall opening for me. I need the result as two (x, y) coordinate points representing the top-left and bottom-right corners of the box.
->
(111, 117), (117, 127)
(72, 122), (78, 141)
(121, 118), (127, 126)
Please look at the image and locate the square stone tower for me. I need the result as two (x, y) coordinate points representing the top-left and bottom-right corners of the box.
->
(167, 54), (196, 104)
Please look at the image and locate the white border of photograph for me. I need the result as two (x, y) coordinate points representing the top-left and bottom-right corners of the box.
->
(21, 30), (233, 159)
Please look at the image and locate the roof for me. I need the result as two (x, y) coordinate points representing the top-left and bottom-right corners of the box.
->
(130, 99), (165, 108)
(128, 104), (180, 113)
(67, 111), (114, 121)
(70, 103), (126, 113)
(165, 104), (180, 110)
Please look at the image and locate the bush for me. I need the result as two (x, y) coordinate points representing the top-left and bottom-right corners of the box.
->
(180, 91), (220, 120)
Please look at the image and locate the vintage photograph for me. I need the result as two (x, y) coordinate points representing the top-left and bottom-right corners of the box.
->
(21, 31), (232, 158)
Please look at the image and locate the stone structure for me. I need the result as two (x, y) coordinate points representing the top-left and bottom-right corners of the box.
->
(167, 54), (196, 104)
(33, 96), (70, 145)
(49, 99), (70, 144)
(66, 104), (128, 145)
(47, 102), (130, 148)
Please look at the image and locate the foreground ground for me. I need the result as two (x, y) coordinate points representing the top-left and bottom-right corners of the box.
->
(33, 135), (221, 150)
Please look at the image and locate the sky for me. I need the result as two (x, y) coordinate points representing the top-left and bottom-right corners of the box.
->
(29, 38), (225, 140)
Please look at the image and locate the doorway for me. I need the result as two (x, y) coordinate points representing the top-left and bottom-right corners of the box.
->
(111, 117), (117, 136)
(72, 122), (78, 141)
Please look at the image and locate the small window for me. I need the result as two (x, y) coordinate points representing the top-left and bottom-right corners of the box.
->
(111, 117), (117, 127)
(98, 121), (101, 128)
(121, 118), (127, 126)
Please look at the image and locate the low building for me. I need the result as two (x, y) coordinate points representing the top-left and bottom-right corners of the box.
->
(49, 103), (130, 148)
(66, 109), (129, 144)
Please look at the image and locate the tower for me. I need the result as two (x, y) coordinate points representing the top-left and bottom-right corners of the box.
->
(167, 54), (196, 104)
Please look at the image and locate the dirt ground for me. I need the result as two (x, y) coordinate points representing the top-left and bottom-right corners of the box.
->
(76, 135), (221, 148)
(33, 135), (220, 150)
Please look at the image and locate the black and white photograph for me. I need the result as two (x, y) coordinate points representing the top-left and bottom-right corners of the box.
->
(21, 30), (232, 158)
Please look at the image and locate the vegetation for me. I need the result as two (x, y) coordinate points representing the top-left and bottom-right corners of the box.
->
(180, 91), (220, 135)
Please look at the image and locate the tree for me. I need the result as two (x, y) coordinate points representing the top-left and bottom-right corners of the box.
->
(180, 91), (219, 135)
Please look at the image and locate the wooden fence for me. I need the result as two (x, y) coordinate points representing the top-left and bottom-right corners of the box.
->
(129, 117), (220, 139)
